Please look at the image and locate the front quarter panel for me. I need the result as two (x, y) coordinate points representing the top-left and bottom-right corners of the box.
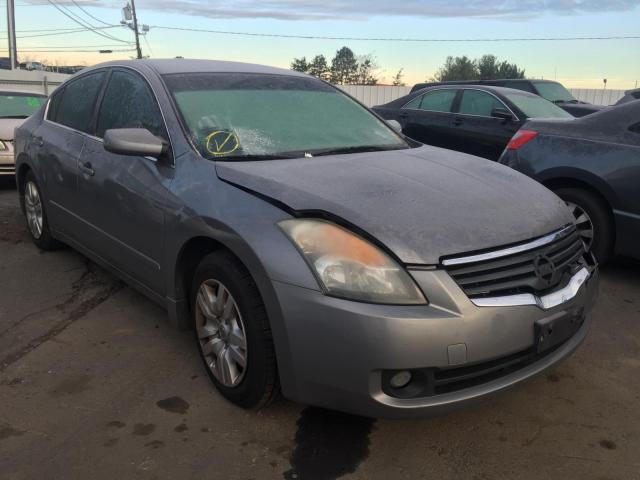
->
(165, 153), (322, 399)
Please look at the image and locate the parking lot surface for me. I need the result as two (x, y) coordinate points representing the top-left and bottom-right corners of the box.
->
(1, 178), (639, 480)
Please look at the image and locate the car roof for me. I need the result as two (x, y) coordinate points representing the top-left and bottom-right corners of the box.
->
(414, 84), (538, 97)
(84, 58), (308, 78)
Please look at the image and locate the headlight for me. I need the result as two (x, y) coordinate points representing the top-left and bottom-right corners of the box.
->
(0, 141), (7, 151)
(279, 219), (426, 305)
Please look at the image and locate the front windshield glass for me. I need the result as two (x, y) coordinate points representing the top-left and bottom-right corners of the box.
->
(504, 91), (573, 119)
(0, 93), (47, 118)
(532, 81), (575, 103)
(163, 73), (408, 160)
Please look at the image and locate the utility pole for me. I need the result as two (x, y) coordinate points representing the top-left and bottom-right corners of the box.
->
(130, 0), (142, 59)
(6, 0), (18, 69)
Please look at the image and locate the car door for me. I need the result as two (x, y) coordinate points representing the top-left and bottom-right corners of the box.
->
(450, 89), (521, 160)
(75, 68), (174, 295)
(398, 88), (459, 149)
(33, 71), (107, 237)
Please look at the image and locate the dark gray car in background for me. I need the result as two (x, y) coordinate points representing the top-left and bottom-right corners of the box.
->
(499, 100), (640, 265)
(14, 59), (598, 417)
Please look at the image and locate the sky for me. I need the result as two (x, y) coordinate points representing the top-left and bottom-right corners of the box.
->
(1, 0), (639, 89)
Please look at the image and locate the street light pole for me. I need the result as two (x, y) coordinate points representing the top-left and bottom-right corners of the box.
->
(130, 0), (143, 59)
(6, 0), (18, 69)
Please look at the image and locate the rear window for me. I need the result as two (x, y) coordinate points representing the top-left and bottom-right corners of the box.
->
(532, 82), (575, 103)
(503, 91), (573, 119)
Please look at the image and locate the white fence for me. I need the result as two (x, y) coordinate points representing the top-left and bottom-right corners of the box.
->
(0, 71), (627, 107)
(0, 70), (70, 95)
(339, 84), (625, 107)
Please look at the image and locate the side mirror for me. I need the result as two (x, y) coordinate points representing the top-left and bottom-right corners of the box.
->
(491, 108), (514, 121)
(387, 119), (402, 133)
(103, 128), (166, 158)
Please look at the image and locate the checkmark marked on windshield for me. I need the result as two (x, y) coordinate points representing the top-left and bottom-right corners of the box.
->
(205, 130), (240, 156)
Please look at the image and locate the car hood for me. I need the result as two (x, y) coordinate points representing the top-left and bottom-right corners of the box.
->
(216, 146), (572, 265)
(0, 118), (25, 140)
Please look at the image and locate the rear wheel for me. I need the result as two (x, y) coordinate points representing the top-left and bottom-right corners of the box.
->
(22, 171), (60, 251)
(554, 187), (613, 265)
(191, 251), (279, 409)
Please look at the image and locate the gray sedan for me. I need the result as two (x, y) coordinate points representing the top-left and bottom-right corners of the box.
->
(14, 59), (598, 417)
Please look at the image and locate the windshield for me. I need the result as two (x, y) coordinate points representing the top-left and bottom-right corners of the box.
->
(504, 91), (573, 119)
(0, 93), (47, 118)
(163, 73), (407, 160)
(532, 81), (576, 103)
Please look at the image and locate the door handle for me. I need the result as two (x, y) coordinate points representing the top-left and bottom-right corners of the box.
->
(79, 161), (95, 177)
(452, 118), (464, 126)
(32, 136), (44, 147)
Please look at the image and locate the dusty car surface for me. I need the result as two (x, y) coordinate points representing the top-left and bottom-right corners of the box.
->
(0, 90), (47, 176)
(14, 59), (598, 417)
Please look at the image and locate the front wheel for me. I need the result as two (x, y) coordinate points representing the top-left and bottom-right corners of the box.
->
(191, 251), (279, 409)
(554, 187), (614, 265)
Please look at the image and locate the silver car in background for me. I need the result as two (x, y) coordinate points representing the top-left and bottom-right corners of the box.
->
(14, 60), (598, 417)
(0, 90), (47, 176)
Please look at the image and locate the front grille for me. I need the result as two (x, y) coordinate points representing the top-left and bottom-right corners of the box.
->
(443, 227), (587, 298)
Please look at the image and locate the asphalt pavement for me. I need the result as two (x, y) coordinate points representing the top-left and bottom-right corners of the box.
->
(1, 178), (639, 480)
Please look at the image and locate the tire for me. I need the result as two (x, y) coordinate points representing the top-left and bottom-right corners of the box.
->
(22, 171), (61, 251)
(554, 187), (614, 265)
(191, 251), (279, 409)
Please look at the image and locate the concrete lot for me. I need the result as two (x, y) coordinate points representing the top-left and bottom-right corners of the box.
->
(1, 177), (639, 480)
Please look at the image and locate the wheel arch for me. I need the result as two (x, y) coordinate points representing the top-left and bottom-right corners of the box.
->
(537, 167), (619, 211)
(170, 230), (297, 398)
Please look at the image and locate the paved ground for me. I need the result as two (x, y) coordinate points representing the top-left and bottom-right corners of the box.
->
(1, 177), (639, 480)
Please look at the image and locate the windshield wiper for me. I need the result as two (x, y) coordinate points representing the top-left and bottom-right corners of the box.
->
(0, 115), (29, 119)
(551, 99), (578, 104)
(214, 153), (303, 161)
(307, 145), (406, 157)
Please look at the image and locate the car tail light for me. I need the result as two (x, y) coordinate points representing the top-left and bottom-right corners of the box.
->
(506, 130), (538, 150)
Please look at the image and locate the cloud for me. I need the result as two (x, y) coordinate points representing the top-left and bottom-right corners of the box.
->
(26, 0), (640, 21)
(135, 0), (640, 20)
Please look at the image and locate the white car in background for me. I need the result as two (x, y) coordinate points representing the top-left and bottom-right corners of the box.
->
(0, 90), (47, 176)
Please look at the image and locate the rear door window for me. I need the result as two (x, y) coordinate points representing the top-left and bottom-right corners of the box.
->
(408, 89), (456, 113)
(55, 71), (106, 133)
(96, 70), (166, 140)
(458, 90), (506, 117)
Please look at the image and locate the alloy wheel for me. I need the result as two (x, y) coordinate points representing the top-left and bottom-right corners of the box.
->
(25, 181), (43, 239)
(566, 201), (594, 250)
(195, 279), (248, 387)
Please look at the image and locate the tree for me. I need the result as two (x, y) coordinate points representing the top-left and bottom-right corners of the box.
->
(433, 55), (478, 82)
(330, 47), (358, 85)
(307, 54), (330, 81)
(392, 68), (405, 86)
(353, 54), (379, 85)
(496, 60), (525, 79)
(432, 54), (525, 82)
(291, 57), (309, 73)
(477, 54), (525, 80)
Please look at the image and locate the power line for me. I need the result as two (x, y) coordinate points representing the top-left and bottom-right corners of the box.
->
(45, 0), (131, 44)
(19, 43), (133, 49)
(17, 48), (135, 53)
(0, 25), (126, 41)
(151, 25), (640, 43)
(70, 0), (113, 27)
